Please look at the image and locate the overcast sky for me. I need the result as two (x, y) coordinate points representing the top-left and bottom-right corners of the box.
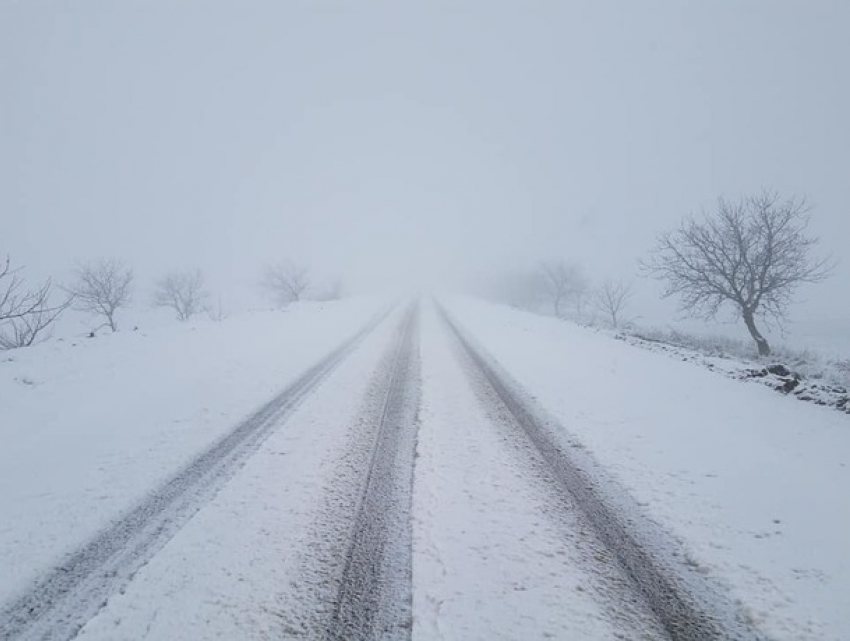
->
(2, 1), (848, 327)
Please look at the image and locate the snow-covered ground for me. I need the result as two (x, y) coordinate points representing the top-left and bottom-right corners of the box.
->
(414, 305), (665, 640)
(444, 296), (850, 640)
(617, 330), (849, 414)
(3, 294), (848, 640)
(72, 305), (405, 640)
(0, 298), (385, 605)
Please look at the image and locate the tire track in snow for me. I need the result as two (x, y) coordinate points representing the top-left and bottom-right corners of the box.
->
(438, 303), (763, 641)
(325, 302), (420, 641)
(415, 305), (666, 639)
(0, 308), (391, 641)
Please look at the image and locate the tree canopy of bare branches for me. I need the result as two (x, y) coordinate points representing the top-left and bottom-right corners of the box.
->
(540, 260), (589, 319)
(0, 302), (70, 350)
(262, 261), (310, 307)
(642, 192), (832, 356)
(1, 255), (72, 349)
(66, 259), (134, 332)
(594, 278), (634, 329)
(2, 257), (51, 321)
(152, 270), (209, 321)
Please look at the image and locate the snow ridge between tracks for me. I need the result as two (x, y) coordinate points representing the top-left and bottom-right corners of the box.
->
(326, 302), (421, 641)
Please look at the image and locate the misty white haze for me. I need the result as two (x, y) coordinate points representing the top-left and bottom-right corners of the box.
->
(3, 1), (849, 351)
(3, 4), (850, 640)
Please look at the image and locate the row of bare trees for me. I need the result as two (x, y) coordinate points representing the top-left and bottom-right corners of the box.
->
(66, 260), (211, 328)
(0, 258), (212, 350)
(1, 255), (344, 350)
(485, 191), (832, 357)
(539, 262), (634, 329)
(482, 262), (634, 329)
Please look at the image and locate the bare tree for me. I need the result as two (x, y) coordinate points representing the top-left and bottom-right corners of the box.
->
(66, 259), (134, 332)
(594, 278), (634, 329)
(642, 192), (832, 356)
(1, 256), (72, 349)
(541, 260), (589, 318)
(152, 270), (209, 321)
(262, 261), (310, 307)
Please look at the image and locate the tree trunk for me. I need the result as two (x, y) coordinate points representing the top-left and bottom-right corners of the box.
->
(742, 309), (771, 356)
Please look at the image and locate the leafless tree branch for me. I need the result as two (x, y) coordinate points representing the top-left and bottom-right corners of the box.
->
(1, 255), (72, 349)
(0, 294), (71, 349)
(1, 256), (55, 321)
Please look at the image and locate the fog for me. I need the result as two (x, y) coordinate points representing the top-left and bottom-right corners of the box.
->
(2, 2), (848, 338)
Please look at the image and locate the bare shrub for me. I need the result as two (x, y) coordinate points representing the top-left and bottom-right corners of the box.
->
(66, 259), (134, 332)
(262, 261), (310, 307)
(152, 270), (209, 321)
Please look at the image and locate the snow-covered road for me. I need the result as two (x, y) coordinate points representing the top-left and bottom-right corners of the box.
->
(1, 297), (847, 640)
(415, 305), (667, 640)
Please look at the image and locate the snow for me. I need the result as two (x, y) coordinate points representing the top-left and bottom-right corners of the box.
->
(444, 296), (850, 640)
(3, 294), (848, 639)
(412, 304), (664, 640)
(0, 298), (385, 605)
(72, 306), (404, 640)
(616, 327), (849, 413)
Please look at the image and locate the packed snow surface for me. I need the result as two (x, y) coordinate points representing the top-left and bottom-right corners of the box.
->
(72, 306), (405, 640)
(0, 299), (384, 604)
(413, 304), (665, 640)
(444, 297), (850, 640)
(2, 295), (848, 640)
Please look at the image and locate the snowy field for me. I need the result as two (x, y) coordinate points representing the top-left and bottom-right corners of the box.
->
(1, 296), (848, 640)
(0, 298), (385, 604)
